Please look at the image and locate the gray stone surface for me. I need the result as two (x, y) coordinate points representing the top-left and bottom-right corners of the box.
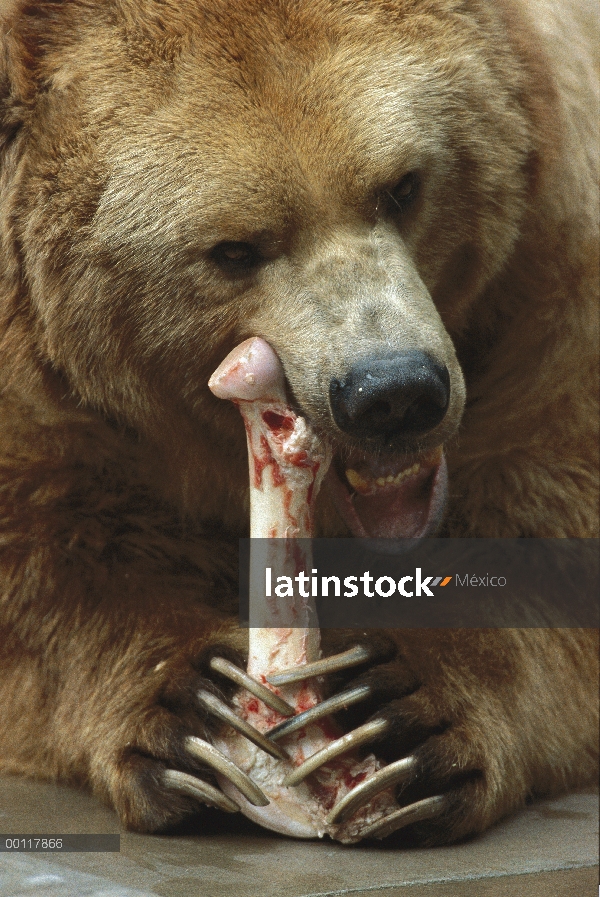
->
(0, 777), (597, 896)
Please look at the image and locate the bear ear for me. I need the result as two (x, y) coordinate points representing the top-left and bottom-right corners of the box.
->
(1, 1), (31, 154)
(1, 2), (103, 160)
(0, 0), (68, 154)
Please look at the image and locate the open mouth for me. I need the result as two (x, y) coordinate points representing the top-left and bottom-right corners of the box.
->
(326, 445), (447, 540)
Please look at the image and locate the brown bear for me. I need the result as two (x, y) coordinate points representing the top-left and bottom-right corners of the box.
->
(0, 0), (597, 844)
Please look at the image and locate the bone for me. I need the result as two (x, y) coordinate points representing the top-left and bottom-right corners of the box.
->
(207, 337), (401, 841)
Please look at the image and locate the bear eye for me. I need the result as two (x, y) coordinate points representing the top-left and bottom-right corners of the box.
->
(211, 241), (260, 272)
(388, 172), (420, 211)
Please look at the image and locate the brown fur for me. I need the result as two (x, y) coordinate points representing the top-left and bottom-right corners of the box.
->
(0, 0), (597, 843)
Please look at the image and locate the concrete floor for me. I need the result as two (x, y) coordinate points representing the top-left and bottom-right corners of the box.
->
(0, 777), (597, 897)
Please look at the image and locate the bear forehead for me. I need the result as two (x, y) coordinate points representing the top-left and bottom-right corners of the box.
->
(78, 32), (474, 243)
(10, 0), (530, 281)
(26, 0), (500, 176)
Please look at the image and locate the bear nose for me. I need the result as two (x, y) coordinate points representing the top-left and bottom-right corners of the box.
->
(329, 351), (450, 441)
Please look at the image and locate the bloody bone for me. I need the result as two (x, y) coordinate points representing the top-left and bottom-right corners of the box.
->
(208, 338), (401, 841)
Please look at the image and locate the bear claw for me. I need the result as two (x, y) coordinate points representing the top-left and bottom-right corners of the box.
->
(162, 769), (240, 814)
(267, 684), (372, 740)
(325, 755), (418, 824)
(185, 736), (270, 806)
(209, 657), (295, 716)
(359, 794), (448, 839)
(196, 689), (288, 760)
(191, 650), (434, 836)
(282, 719), (389, 787)
(266, 644), (373, 685)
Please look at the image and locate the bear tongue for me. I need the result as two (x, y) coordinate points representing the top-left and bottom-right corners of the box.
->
(330, 455), (448, 540)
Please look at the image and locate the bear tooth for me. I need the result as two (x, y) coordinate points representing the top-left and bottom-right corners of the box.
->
(347, 460), (425, 493)
(345, 469), (370, 493)
(422, 445), (443, 466)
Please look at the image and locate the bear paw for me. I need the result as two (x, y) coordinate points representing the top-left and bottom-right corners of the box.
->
(315, 630), (527, 845)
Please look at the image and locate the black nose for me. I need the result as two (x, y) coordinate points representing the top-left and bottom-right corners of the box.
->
(330, 351), (450, 441)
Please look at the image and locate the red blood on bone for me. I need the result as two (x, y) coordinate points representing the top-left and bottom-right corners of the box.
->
(283, 489), (299, 529)
(259, 435), (285, 487)
(296, 696), (315, 714)
(271, 463), (285, 489)
(295, 683), (318, 713)
(309, 781), (338, 809)
(262, 410), (294, 433)
(250, 433), (286, 489)
(289, 450), (309, 466)
(344, 770), (368, 790)
(291, 540), (307, 576)
(308, 762), (369, 811)
(251, 443), (269, 489)
(318, 717), (341, 741)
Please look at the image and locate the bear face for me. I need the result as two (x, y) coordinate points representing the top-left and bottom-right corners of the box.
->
(2, 0), (540, 532)
(0, 0), (597, 843)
